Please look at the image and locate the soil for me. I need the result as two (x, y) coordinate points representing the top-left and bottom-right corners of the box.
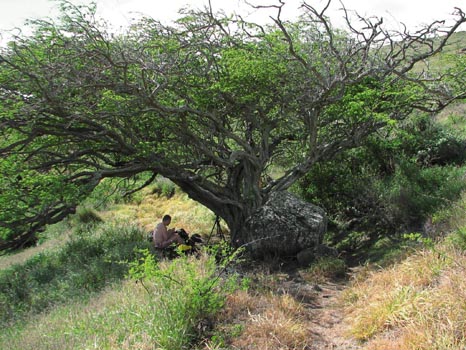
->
(305, 281), (361, 349)
(276, 265), (363, 350)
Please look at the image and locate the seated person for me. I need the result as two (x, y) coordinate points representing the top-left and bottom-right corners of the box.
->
(153, 214), (184, 249)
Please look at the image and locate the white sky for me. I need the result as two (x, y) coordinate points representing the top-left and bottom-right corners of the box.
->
(0, 0), (464, 39)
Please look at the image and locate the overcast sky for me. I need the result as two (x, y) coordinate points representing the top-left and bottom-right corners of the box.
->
(0, 0), (464, 37)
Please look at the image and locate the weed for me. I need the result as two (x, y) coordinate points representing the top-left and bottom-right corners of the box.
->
(0, 247), (244, 350)
(128, 249), (242, 350)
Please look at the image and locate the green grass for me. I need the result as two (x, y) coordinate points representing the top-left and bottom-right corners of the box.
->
(0, 249), (242, 350)
(0, 187), (240, 350)
(0, 222), (151, 327)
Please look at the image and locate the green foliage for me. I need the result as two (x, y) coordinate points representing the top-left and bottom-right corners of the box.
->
(74, 206), (103, 225)
(383, 161), (465, 222)
(1, 0), (463, 251)
(0, 158), (82, 241)
(298, 114), (466, 253)
(128, 249), (242, 350)
(447, 227), (466, 250)
(0, 223), (150, 326)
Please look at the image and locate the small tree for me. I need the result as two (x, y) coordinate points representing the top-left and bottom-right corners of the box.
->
(0, 0), (464, 251)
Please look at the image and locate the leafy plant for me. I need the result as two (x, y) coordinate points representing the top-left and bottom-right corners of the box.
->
(297, 114), (466, 254)
(128, 248), (242, 350)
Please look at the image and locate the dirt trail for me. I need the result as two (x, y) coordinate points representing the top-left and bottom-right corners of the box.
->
(280, 269), (362, 350)
(305, 281), (361, 350)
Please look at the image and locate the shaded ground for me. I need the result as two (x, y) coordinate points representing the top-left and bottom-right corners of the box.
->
(279, 269), (362, 350)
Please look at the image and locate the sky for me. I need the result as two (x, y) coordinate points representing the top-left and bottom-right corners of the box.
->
(0, 0), (464, 41)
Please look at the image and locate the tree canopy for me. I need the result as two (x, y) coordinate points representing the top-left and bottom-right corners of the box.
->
(0, 0), (465, 251)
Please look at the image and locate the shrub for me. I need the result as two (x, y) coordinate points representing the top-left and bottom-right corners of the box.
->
(75, 206), (103, 225)
(297, 114), (466, 254)
(128, 249), (242, 350)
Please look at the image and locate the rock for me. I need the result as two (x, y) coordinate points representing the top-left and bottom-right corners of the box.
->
(297, 244), (339, 267)
(244, 191), (327, 258)
(297, 248), (316, 266)
(314, 244), (339, 258)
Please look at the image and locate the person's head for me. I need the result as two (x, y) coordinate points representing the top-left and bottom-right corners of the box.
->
(162, 214), (172, 226)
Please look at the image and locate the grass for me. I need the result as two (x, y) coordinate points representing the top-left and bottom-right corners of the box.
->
(301, 256), (347, 283)
(0, 185), (237, 350)
(0, 222), (151, 327)
(205, 289), (312, 350)
(202, 257), (350, 350)
(2, 170), (466, 349)
(99, 181), (217, 235)
(0, 221), (72, 270)
(339, 179), (466, 349)
(342, 238), (466, 349)
(0, 248), (242, 350)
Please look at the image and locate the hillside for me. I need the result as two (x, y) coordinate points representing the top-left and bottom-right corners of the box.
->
(1, 175), (466, 349)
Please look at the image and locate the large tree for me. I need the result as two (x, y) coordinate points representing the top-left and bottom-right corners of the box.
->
(0, 0), (464, 251)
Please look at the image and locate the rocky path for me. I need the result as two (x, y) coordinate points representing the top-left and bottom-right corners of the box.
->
(280, 270), (362, 350)
(306, 281), (361, 350)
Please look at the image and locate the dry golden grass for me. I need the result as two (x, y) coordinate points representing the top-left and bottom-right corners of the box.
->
(100, 188), (217, 237)
(205, 286), (312, 350)
(343, 243), (466, 349)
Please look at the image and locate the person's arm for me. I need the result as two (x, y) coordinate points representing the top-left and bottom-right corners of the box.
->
(153, 224), (175, 249)
(155, 236), (176, 249)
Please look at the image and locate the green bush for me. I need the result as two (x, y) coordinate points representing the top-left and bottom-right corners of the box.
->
(128, 249), (242, 350)
(297, 114), (466, 254)
(0, 223), (151, 326)
(75, 206), (103, 225)
(381, 161), (466, 228)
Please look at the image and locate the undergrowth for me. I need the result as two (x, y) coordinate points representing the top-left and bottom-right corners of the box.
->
(0, 249), (244, 350)
(0, 222), (150, 327)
